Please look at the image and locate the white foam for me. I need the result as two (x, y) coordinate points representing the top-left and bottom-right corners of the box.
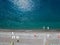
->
(9, 0), (34, 12)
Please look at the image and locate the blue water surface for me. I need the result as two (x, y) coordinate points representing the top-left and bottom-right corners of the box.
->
(0, 0), (60, 29)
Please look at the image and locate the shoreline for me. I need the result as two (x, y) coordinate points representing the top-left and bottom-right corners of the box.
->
(0, 29), (60, 32)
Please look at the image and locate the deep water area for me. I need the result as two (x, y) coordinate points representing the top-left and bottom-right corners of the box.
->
(0, 0), (60, 29)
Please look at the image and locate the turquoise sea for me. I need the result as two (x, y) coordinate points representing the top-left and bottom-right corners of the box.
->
(0, 0), (60, 29)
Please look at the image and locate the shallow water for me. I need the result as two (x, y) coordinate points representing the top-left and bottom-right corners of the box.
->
(0, 0), (60, 29)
